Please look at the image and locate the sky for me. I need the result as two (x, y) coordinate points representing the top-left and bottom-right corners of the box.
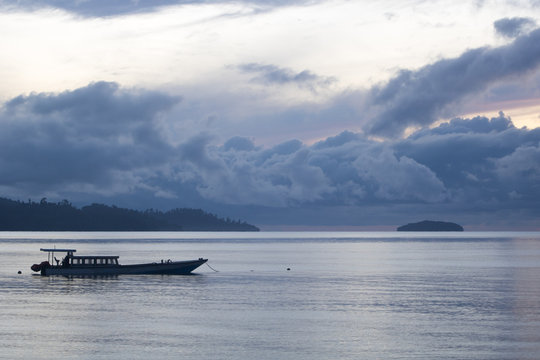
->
(0, 0), (539, 230)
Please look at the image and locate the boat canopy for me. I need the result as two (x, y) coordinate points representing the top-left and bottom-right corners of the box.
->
(69, 255), (119, 266)
(40, 248), (76, 253)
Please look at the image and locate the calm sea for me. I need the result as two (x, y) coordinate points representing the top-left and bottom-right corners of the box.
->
(1, 232), (540, 360)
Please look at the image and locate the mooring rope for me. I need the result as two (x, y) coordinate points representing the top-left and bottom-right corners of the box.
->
(205, 262), (219, 272)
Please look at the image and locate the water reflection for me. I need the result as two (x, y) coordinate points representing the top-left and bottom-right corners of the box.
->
(1, 235), (540, 359)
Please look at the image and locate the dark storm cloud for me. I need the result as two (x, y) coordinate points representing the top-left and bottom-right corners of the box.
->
(0, 0), (313, 17)
(1, 82), (539, 228)
(0, 82), (180, 195)
(237, 63), (336, 91)
(173, 130), (447, 207)
(222, 136), (256, 152)
(201, 123), (540, 227)
(167, 113), (540, 220)
(479, 71), (540, 103)
(494, 144), (540, 201)
(364, 28), (540, 138)
(176, 136), (333, 206)
(6, 82), (179, 138)
(494, 17), (537, 38)
(394, 113), (540, 204)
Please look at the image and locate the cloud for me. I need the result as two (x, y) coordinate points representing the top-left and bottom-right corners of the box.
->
(0, 0), (179, 17)
(363, 27), (540, 138)
(175, 137), (334, 206)
(494, 17), (537, 38)
(222, 136), (256, 152)
(5, 82), (180, 136)
(237, 63), (336, 91)
(172, 113), (540, 218)
(0, 0), (314, 17)
(0, 82), (180, 196)
(493, 144), (540, 200)
(394, 112), (540, 205)
(1, 82), (539, 228)
(171, 130), (447, 207)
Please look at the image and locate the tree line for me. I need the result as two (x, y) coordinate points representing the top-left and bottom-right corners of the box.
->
(0, 197), (259, 231)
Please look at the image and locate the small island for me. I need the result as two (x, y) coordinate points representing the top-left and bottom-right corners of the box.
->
(397, 220), (464, 232)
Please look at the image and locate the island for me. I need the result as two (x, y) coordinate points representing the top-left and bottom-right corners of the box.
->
(0, 197), (259, 231)
(397, 220), (464, 232)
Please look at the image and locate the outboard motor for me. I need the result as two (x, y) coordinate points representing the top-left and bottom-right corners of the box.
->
(31, 261), (50, 272)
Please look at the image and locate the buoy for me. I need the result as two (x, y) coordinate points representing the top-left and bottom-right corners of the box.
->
(17, 271), (22, 274)
(287, 268), (291, 271)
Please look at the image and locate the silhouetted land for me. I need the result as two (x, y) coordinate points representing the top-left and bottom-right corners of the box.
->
(0, 197), (259, 231)
(397, 220), (464, 232)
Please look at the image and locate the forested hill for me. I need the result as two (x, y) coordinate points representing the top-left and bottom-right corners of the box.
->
(397, 220), (464, 232)
(0, 197), (259, 231)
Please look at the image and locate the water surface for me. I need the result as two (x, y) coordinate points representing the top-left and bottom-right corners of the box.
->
(1, 232), (539, 359)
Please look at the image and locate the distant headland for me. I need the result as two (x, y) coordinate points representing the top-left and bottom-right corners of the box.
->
(0, 197), (259, 231)
(397, 220), (464, 232)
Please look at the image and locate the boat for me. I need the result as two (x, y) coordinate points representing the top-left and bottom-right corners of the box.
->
(31, 248), (208, 276)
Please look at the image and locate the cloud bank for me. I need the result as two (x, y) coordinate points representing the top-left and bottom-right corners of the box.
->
(1, 81), (538, 227)
(0, 82), (180, 197)
(178, 113), (539, 211)
(363, 27), (540, 138)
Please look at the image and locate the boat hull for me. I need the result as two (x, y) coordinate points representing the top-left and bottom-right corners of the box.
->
(41, 259), (208, 276)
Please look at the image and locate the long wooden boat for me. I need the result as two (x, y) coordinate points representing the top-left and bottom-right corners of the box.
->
(31, 248), (207, 276)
